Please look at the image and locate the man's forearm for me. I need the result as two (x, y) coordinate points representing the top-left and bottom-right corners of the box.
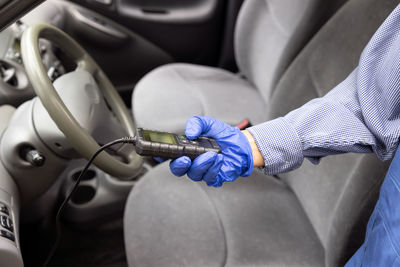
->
(242, 130), (264, 167)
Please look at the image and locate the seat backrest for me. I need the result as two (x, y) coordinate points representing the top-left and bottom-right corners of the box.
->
(234, 0), (346, 105)
(267, 0), (398, 265)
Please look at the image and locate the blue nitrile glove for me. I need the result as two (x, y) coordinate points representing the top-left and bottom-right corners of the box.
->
(169, 116), (254, 187)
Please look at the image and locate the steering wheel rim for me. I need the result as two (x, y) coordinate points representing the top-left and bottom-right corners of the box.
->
(21, 23), (143, 178)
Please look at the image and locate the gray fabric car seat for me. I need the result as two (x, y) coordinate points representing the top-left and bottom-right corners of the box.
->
(132, 0), (346, 133)
(266, 0), (398, 263)
(125, 0), (398, 266)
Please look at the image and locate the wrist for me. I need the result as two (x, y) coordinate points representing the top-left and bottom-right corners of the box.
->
(242, 130), (265, 167)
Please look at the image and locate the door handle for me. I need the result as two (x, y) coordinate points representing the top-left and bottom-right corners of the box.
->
(70, 9), (127, 40)
(90, 0), (113, 5)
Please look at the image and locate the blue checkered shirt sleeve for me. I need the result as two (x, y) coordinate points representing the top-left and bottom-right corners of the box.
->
(248, 4), (400, 175)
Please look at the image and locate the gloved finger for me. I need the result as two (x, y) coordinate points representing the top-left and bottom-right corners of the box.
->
(169, 156), (191, 177)
(185, 117), (206, 140)
(154, 157), (167, 163)
(211, 173), (224, 187)
(185, 116), (230, 140)
(203, 153), (224, 186)
(187, 151), (218, 181)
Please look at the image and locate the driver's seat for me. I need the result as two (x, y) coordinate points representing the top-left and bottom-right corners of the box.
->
(124, 0), (396, 266)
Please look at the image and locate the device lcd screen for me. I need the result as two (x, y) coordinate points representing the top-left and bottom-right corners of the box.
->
(143, 131), (177, 145)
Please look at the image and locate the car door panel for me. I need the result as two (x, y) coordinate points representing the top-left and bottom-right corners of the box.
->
(67, 0), (227, 65)
(117, 0), (218, 23)
(61, 2), (173, 94)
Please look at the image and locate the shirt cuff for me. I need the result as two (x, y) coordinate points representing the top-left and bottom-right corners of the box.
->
(247, 118), (304, 175)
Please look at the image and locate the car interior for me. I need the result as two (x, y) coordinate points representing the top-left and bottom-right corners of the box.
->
(0, 0), (397, 266)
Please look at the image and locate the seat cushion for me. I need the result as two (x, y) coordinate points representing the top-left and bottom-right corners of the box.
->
(132, 63), (267, 133)
(124, 163), (324, 267)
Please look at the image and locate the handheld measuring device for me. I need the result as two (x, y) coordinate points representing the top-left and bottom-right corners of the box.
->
(135, 128), (221, 160)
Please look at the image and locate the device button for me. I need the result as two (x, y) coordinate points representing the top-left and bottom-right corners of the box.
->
(0, 230), (14, 242)
(210, 139), (219, 147)
(178, 135), (189, 144)
(211, 140), (218, 145)
(0, 203), (9, 215)
(189, 141), (199, 145)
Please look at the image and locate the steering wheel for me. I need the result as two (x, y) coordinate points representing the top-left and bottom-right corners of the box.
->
(20, 24), (143, 178)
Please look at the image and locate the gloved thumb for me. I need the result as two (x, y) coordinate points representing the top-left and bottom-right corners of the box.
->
(185, 116), (229, 140)
(185, 117), (205, 139)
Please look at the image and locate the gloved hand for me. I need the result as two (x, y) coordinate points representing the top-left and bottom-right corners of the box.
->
(169, 116), (254, 187)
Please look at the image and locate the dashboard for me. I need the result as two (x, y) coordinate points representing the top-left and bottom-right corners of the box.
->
(0, 0), (167, 264)
(0, 5), (70, 265)
(0, 104), (22, 266)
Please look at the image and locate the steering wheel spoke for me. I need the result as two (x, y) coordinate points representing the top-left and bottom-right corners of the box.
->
(76, 56), (98, 76)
